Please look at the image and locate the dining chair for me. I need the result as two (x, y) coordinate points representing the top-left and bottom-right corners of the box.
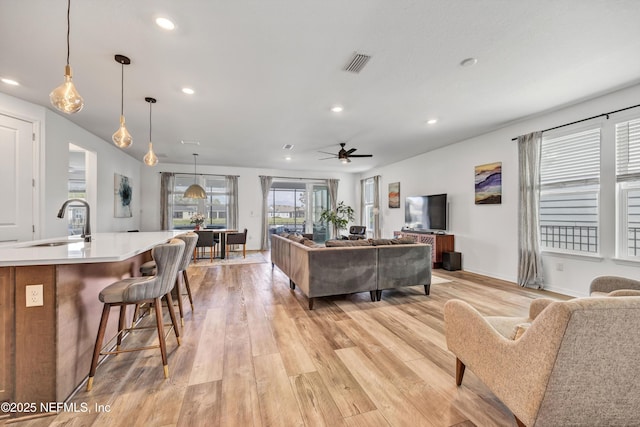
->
(194, 230), (218, 262)
(226, 228), (248, 258)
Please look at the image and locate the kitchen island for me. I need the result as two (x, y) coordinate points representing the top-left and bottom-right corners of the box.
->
(0, 232), (179, 419)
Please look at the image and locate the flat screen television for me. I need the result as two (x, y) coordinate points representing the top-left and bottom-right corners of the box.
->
(404, 194), (447, 232)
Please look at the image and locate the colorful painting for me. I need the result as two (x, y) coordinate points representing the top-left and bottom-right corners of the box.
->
(114, 173), (133, 217)
(388, 182), (400, 208)
(475, 162), (502, 204)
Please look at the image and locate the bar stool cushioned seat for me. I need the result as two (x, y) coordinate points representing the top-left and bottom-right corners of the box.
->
(87, 238), (185, 391)
(139, 232), (199, 325)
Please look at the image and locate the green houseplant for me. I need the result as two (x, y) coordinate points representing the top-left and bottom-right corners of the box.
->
(319, 201), (355, 238)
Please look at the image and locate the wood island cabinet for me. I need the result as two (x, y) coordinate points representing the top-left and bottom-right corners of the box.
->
(394, 231), (455, 268)
(0, 267), (14, 405)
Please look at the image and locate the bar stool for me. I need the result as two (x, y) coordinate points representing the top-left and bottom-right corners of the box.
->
(139, 232), (198, 325)
(86, 238), (185, 391)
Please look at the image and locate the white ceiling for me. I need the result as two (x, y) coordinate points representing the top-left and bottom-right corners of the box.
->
(2, 1), (640, 173)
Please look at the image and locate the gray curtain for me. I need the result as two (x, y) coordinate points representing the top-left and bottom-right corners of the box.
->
(327, 178), (339, 238)
(373, 175), (381, 238)
(259, 176), (273, 250)
(518, 131), (544, 288)
(226, 175), (238, 230)
(160, 172), (175, 230)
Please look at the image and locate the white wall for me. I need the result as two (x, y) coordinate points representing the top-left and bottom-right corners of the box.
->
(139, 164), (357, 251)
(360, 83), (640, 297)
(43, 110), (142, 236)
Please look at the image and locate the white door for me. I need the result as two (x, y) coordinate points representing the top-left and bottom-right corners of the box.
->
(0, 113), (34, 243)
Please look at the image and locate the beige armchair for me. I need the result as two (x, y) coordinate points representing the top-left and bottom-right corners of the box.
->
(589, 275), (640, 296)
(444, 296), (640, 427)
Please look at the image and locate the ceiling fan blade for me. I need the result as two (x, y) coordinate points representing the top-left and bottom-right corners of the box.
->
(318, 156), (336, 160)
(348, 154), (373, 158)
(346, 148), (357, 155)
(318, 151), (337, 156)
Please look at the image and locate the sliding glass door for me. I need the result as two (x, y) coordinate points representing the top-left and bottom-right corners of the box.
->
(268, 181), (329, 242)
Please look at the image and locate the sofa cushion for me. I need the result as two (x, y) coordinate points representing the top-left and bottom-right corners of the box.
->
(370, 238), (393, 245)
(325, 239), (372, 247)
(303, 239), (321, 248)
(392, 236), (415, 244)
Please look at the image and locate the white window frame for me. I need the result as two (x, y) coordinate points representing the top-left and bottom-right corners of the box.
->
(539, 125), (601, 256)
(615, 115), (640, 259)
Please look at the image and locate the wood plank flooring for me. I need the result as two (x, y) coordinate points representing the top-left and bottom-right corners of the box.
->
(3, 254), (569, 427)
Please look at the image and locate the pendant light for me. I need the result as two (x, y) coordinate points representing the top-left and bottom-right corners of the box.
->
(49, 0), (84, 114)
(143, 97), (159, 167)
(184, 154), (207, 199)
(112, 54), (132, 148)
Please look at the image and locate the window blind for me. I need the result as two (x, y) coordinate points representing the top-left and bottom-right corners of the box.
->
(540, 128), (600, 188)
(615, 118), (640, 182)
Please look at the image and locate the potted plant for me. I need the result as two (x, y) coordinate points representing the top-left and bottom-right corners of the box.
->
(319, 201), (354, 239)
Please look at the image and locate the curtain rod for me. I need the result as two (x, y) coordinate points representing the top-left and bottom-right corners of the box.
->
(266, 175), (338, 181)
(511, 103), (640, 141)
(159, 172), (239, 178)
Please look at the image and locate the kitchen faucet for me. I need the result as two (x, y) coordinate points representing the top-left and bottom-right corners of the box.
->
(57, 199), (91, 242)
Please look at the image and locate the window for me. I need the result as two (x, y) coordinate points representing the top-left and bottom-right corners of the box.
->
(362, 178), (375, 238)
(170, 174), (229, 229)
(67, 145), (87, 236)
(616, 117), (640, 257)
(539, 128), (601, 254)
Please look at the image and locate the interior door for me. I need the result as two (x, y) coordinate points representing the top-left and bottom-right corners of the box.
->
(0, 113), (34, 243)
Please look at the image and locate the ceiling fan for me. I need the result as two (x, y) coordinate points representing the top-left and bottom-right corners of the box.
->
(319, 142), (373, 163)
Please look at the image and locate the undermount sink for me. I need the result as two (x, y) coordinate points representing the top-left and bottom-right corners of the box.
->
(28, 241), (77, 247)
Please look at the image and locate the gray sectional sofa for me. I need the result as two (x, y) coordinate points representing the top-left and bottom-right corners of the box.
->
(271, 234), (432, 309)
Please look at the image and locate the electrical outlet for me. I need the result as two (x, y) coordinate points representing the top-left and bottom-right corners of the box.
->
(26, 284), (44, 307)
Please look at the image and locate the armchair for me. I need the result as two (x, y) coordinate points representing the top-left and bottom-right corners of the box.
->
(589, 275), (640, 296)
(348, 225), (367, 240)
(444, 296), (640, 426)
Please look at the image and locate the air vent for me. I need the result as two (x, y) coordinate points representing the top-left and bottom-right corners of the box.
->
(282, 144), (294, 150)
(343, 53), (371, 73)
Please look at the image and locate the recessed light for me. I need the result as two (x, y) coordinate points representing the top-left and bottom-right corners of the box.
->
(460, 57), (478, 67)
(285, 155), (292, 161)
(426, 118), (438, 125)
(182, 87), (194, 95)
(331, 105), (344, 113)
(155, 17), (175, 30)
(1, 78), (19, 86)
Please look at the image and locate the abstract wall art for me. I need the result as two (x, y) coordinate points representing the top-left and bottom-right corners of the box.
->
(388, 182), (400, 208)
(114, 173), (133, 217)
(475, 162), (502, 204)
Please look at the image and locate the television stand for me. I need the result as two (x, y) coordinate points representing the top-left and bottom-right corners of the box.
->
(394, 230), (454, 268)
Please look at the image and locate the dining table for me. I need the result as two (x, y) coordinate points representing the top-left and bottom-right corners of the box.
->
(198, 228), (237, 259)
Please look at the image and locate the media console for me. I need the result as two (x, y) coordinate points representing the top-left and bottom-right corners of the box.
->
(394, 230), (454, 268)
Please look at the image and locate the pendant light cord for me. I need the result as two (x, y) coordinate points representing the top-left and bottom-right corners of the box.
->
(120, 63), (124, 115)
(149, 101), (152, 142)
(66, 0), (71, 66)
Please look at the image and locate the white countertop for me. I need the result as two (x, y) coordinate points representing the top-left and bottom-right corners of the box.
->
(0, 232), (182, 267)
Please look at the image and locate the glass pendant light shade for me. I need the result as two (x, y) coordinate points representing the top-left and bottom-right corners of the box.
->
(50, 65), (84, 114)
(50, 0), (83, 114)
(144, 142), (159, 166)
(184, 153), (206, 199)
(112, 54), (132, 148)
(113, 115), (132, 148)
(143, 97), (159, 167)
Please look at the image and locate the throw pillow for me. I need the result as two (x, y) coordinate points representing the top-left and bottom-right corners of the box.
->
(325, 239), (372, 247)
(302, 239), (320, 248)
(370, 238), (393, 246)
(391, 236), (415, 244)
(288, 234), (306, 243)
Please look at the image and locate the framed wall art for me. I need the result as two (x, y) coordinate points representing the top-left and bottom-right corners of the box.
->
(475, 162), (502, 204)
(389, 182), (400, 208)
(114, 173), (133, 217)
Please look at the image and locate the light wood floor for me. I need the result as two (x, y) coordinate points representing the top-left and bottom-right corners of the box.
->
(5, 254), (569, 427)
